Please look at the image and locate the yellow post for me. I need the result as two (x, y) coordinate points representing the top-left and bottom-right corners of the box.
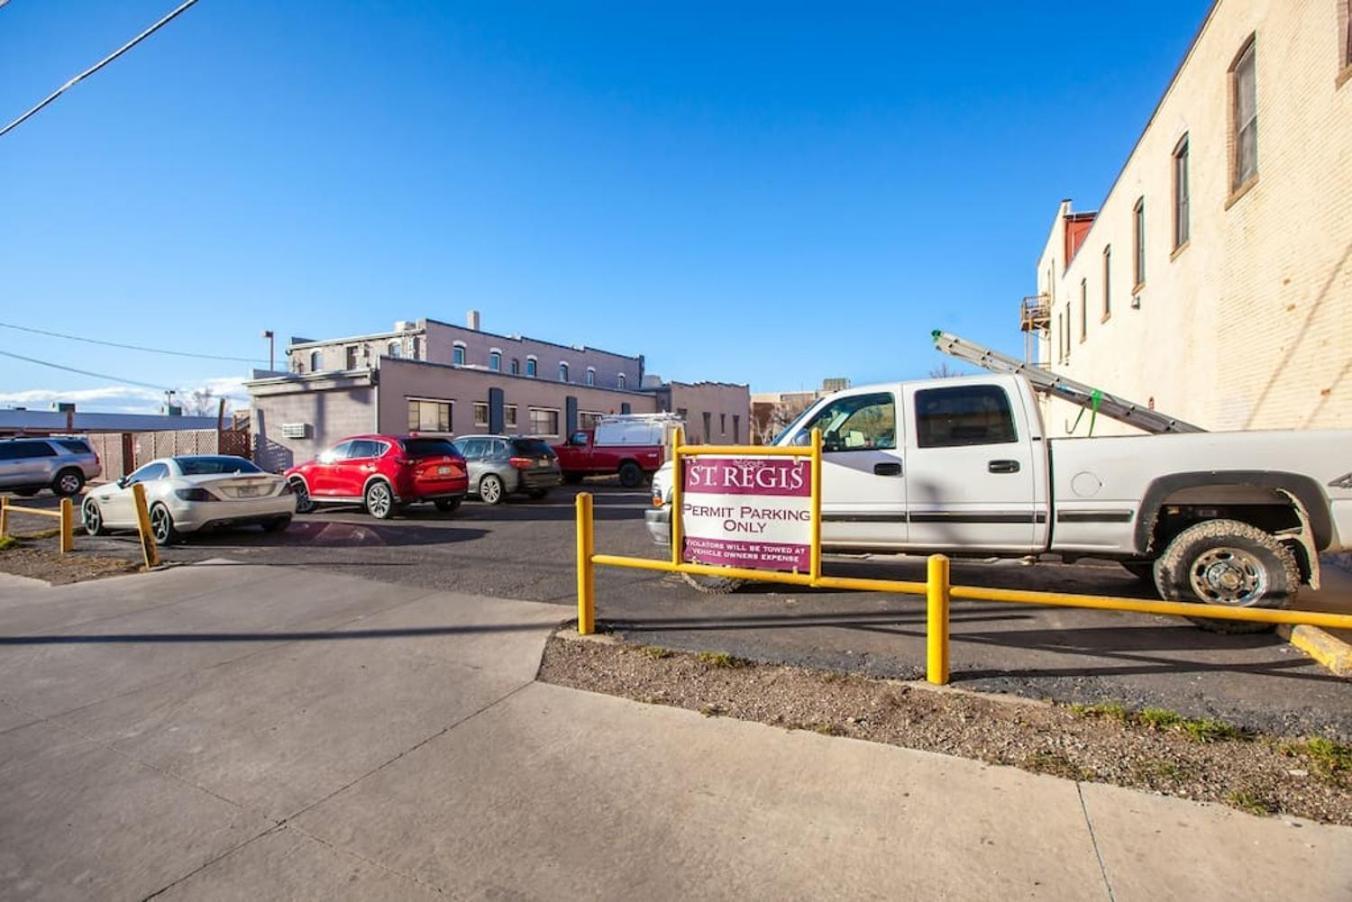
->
(670, 426), (685, 567)
(0, 496), (8, 538)
(132, 483), (160, 569)
(59, 498), (74, 554)
(926, 554), (951, 685)
(809, 427), (823, 582)
(576, 492), (596, 635)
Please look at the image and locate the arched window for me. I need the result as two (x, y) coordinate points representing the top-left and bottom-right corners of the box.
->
(310, 350), (322, 372)
(510, 358), (520, 375)
(453, 342), (466, 366)
(617, 373), (627, 390)
(489, 350), (502, 372)
(585, 367), (596, 386)
(559, 362), (570, 383)
(387, 340), (401, 359)
(526, 356), (538, 377)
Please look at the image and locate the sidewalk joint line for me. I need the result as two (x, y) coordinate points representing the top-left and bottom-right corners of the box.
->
(1077, 782), (1117, 902)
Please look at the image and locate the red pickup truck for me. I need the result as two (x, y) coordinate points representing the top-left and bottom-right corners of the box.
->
(553, 417), (678, 487)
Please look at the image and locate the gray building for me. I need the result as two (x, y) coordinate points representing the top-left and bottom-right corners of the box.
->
(248, 312), (750, 470)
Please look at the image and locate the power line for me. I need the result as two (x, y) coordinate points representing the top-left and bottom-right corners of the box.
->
(0, 0), (202, 140)
(0, 349), (172, 391)
(0, 321), (268, 364)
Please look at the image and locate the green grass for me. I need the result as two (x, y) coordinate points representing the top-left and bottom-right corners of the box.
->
(0, 535), (17, 552)
(1023, 751), (1091, 781)
(1180, 718), (1245, 743)
(1070, 702), (1247, 744)
(1281, 737), (1352, 781)
(637, 645), (673, 660)
(1225, 789), (1276, 816)
(1069, 701), (1129, 721)
(1138, 707), (1184, 730)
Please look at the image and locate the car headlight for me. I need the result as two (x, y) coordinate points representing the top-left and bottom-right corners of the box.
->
(175, 487), (218, 502)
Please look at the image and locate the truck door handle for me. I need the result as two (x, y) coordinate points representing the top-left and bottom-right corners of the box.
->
(988, 460), (1020, 474)
(873, 462), (903, 477)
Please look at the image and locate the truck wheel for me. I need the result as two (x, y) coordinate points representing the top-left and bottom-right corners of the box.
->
(681, 573), (746, 595)
(618, 462), (643, 488)
(52, 468), (85, 497)
(1154, 519), (1299, 634)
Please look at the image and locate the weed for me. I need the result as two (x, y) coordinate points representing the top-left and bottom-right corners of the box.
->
(1129, 758), (1187, 782)
(1226, 789), (1276, 817)
(699, 703), (725, 717)
(638, 645), (673, 660)
(697, 651), (742, 669)
(1069, 701), (1129, 721)
(811, 722), (845, 737)
(1138, 708), (1183, 730)
(1281, 737), (1352, 782)
(1023, 751), (1091, 781)
(1179, 718), (1245, 744)
(0, 535), (16, 552)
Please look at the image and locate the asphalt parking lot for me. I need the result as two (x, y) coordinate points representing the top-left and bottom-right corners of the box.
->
(5, 484), (1351, 737)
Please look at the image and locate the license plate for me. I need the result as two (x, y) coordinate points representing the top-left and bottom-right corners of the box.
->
(438, 466), (452, 475)
(537, 460), (550, 468)
(236, 486), (261, 497)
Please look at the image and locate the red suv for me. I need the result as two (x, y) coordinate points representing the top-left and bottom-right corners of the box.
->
(285, 434), (468, 519)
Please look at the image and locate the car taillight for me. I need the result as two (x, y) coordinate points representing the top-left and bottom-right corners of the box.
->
(175, 487), (218, 502)
(509, 456), (533, 470)
(394, 456), (414, 467)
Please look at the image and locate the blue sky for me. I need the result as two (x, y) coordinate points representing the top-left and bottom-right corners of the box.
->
(1, 1), (1211, 412)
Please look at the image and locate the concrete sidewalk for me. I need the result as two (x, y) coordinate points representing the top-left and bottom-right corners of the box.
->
(0, 563), (1348, 900)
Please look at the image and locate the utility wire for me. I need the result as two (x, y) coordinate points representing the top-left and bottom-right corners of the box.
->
(0, 349), (172, 391)
(0, 0), (202, 140)
(0, 320), (268, 364)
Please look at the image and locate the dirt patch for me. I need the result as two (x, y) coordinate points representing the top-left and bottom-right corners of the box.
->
(0, 535), (141, 585)
(539, 634), (1352, 826)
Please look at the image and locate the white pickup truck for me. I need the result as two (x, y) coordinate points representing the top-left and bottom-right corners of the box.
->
(645, 374), (1352, 631)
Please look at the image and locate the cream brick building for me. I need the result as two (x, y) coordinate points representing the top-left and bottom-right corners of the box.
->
(1031, 0), (1352, 436)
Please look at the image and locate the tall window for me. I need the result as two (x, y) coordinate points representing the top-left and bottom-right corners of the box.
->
(1132, 198), (1146, 289)
(1231, 38), (1258, 190)
(720, 413), (727, 435)
(1102, 246), (1112, 320)
(1064, 302), (1071, 361)
(1173, 136), (1190, 248)
(310, 350), (321, 372)
(489, 351), (502, 372)
(525, 356), (537, 377)
(473, 402), (489, 429)
(558, 362), (569, 382)
(702, 412), (712, 441)
(453, 343), (466, 366)
(585, 367), (595, 386)
(345, 346), (358, 369)
(1056, 311), (1064, 364)
(387, 340), (401, 359)
(510, 358), (520, 375)
(732, 414), (740, 442)
(505, 405), (518, 430)
(617, 373), (626, 390)
(1079, 279), (1087, 342)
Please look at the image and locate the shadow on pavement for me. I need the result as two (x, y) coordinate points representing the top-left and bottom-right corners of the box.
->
(0, 621), (554, 646)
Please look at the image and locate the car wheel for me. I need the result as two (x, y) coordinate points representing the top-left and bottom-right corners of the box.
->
(364, 481), (396, 519)
(263, 516), (292, 533)
(681, 573), (746, 595)
(618, 462), (643, 488)
(291, 479), (316, 514)
(527, 488), (549, 500)
(82, 498), (108, 536)
(1154, 519), (1299, 633)
(149, 504), (180, 546)
(52, 468), (85, 497)
(434, 498), (461, 513)
(479, 474), (505, 505)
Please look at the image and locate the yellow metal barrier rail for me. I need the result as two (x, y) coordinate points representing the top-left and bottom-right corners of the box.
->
(576, 434), (1352, 684)
(0, 496), (75, 554)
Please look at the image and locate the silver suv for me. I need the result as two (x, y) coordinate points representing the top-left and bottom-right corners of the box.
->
(450, 435), (562, 504)
(0, 436), (103, 497)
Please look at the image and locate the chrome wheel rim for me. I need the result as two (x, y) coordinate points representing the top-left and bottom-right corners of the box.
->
(1189, 547), (1266, 605)
(83, 500), (101, 534)
(293, 482), (313, 512)
(367, 484), (391, 517)
(151, 506), (171, 542)
(59, 473), (81, 494)
(481, 477), (501, 503)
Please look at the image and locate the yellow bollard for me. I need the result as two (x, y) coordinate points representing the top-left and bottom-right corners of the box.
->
(576, 492), (596, 635)
(131, 483), (160, 570)
(926, 554), (951, 685)
(0, 496), (8, 538)
(809, 428), (822, 582)
(59, 498), (74, 554)
(670, 426), (684, 567)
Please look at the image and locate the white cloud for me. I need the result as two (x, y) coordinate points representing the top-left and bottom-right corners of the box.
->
(0, 377), (251, 415)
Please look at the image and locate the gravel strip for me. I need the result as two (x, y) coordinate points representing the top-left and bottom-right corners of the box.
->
(539, 633), (1352, 825)
(0, 540), (141, 584)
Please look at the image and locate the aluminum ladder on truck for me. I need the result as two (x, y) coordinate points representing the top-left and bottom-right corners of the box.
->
(931, 330), (1206, 435)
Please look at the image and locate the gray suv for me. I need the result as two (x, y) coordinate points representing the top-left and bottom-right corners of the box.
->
(0, 436), (103, 497)
(450, 435), (562, 504)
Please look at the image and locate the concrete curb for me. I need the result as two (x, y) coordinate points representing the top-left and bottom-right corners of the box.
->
(1279, 624), (1352, 678)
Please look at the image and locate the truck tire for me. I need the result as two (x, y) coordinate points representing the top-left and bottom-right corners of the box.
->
(618, 462), (643, 488)
(1154, 519), (1299, 634)
(681, 573), (746, 595)
(52, 468), (85, 497)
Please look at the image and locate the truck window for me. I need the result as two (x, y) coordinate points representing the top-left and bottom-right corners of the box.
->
(802, 392), (896, 452)
(570, 431), (589, 445)
(915, 385), (1018, 448)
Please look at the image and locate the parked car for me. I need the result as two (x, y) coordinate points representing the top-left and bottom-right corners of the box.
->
(552, 415), (680, 488)
(285, 434), (468, 519)
(0, 435), (102, 497)
(645, 373), (1352, 631)
(451, 435), (562, 504)
(82, 454), (294, 545)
